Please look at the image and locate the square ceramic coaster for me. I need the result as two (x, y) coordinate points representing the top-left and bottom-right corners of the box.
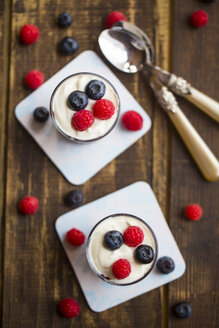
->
(55, 181), (186, 312)
(15, 50), (151, 185)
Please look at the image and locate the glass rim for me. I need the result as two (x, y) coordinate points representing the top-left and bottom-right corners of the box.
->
(86, 213), (158, 286)
(50, 72), (120, 143)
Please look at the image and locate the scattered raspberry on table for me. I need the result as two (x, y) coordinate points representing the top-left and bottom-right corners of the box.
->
(20, 24), (39, 44)
(93, 99), (115, 120)
(121, 110), (143, 131)
(123, 225), (144, 247)
(112, 259), (131, 279)
(66, 228), (85, 246)
(19, 196), (39, 215)
(58, 298), (80, 318)
(105, 11), (127, 29)
(25, 70), (44, 89)
(185, 204), (203, 221)
(71, 110), (94, 131)
(190, 10), (208, 28)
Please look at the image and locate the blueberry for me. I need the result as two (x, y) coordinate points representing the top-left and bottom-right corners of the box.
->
(33, 107), (49, 122)
(135, 245), (154, 264)
(58, 12), (73, 28)
(85, 80), (106, 100)
(67, 91), (88, 111)
(59, 37), (79, 55)
(104, 230), (123, 250)
(65, 190), (83, 207)
(156, 256), (175, 274)
(173, 302), (192, 318)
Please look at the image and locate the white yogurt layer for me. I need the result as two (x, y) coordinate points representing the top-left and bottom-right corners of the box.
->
(51, 73), (119, 140)
(88, 215), (156, 284)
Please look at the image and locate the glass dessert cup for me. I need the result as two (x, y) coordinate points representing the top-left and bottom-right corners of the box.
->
(50, 72), (120, 143)
(86, 213), (158, 286)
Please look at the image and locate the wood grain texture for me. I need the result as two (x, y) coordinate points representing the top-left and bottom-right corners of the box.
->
(0, 0), (11, 321)
(1, 0), (170, 327)
(169, 1), (219, 328)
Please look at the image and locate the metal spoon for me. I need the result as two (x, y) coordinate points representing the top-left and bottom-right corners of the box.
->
(99, 21), (219, 123)
(98, 25), (219, 181)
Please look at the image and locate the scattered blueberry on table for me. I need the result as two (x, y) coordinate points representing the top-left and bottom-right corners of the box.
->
(65, 190), (83, 207)
(173, 302), (192, 319)
(59, 37), (79, 55)
(33, 107), (49, 122)
(156, 256), (175, 274)
(58, 12), (73, 28)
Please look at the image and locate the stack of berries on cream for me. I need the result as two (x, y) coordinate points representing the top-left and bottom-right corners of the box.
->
(50, 73), (119, 142)
(87, 214), (157, 285)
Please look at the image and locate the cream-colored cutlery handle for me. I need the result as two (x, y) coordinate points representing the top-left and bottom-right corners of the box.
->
(184, 87), (219, 123)
(167, 107), (219, 181)
(167, 74), (219, 123)
(153, 85), (219, 181)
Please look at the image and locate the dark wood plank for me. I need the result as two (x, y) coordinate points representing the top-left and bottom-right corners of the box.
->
(169, 1), (219, 327)
(0, 0), (11, 323)
(2, 0), (171, 327)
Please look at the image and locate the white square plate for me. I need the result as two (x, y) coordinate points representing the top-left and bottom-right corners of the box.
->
(55, 181), (186, 312)
(15, 51), (151, 185)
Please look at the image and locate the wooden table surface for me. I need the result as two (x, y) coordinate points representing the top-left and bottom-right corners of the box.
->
(0, 0), (218, 327)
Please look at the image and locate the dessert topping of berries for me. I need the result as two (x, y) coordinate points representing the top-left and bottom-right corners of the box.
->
(104, 230), (124, 250)
(123, 225), (144, 247)
(135, 245), (154, 264)
(85, 80), (106, 100)
(71, 110), (94, 131)
(112, 259), (131, 279)
(93, 99), (115, 120)
(68, 91), (88, 111)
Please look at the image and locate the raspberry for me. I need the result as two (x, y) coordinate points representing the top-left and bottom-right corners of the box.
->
(19, 196), (39, 215)
(93, 99), (115, 120)
(190, 10), (208, 28)
(59, 298), (80, 318)
(25, 70), (44, 89)
(123, 226), (144, 247)
(66, 228), (85, 246)
(20, 24), (39, 44)
(112, 259), (131, 279)
(185, 204), (203, 221)
(105, 11), (127, 29)
(121, 110), (143, 131)
(71, 110), (94, 131)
